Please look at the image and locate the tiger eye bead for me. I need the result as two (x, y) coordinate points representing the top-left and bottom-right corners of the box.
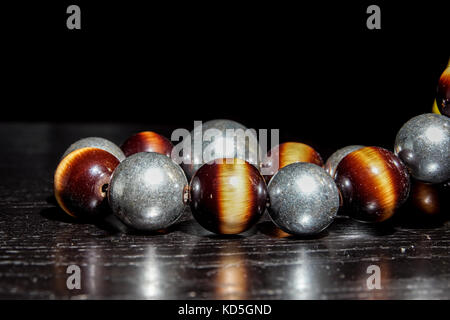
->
(190, 159), (267, 235)
(436, 63), (450, 117)
(54, 147), (120, 218)
(121, 131), (173, 158)
(324, 145), (364, 178)
(261, 142), (323, 181)
(403, 179), (450, 218)
(335, 146), (410, 223)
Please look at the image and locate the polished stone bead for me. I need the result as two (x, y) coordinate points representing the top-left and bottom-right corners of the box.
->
(261, 142), (323, 181)
(121, 131), (173, 158)
(324, 145), (364, 178)
(62, 137), (125, 162)
(267, 162), (340, 236)
(180, 119), (260, 180)
(190, 159), (267, 235)
(394, 113), (450, 184)
(54, 147), (120, 218)
(335, 146), (410, 223)
(108, 152), (188, 231)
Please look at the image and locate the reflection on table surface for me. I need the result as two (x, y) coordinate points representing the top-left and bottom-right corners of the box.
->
(0, 123), (449, 300)
(1, 211), (448, 300)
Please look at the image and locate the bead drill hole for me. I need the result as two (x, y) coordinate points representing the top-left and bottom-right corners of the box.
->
(101, 183), (109, 196)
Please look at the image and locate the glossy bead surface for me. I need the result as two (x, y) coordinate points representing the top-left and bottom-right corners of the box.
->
(54, 147), (120, 218)
(267, 162), (340, 236)
(436, 64), (450, 117)
(121, 131), (173, 158)
(108, 152), (188, 231)
(62, 137), (125, 162)
(181, 119), (260, 180)
(335, 146), (410, 223)
(394, 113), (450, 184)
(405, 179), (450, 217)
(324, 145), (364, 178)
(190, 159), (267, 235)
(261, 142), (323, 180)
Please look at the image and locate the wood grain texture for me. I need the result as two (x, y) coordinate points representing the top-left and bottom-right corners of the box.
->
(0, 123), (449, 300)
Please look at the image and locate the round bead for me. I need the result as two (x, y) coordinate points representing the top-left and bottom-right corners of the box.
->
(54, 147), (120, 218)
(108, 152), (188, 231)
(121, 131), (173, 158)
(394, 113), (450, 184)
(62, 137), (125, 162)
(335, 146), (410, 223)
(406, 179), (450, 217)
(324, 145), (364, 178)
(261, 142), (323, 181)
(436, 64), (450, 117)
(181, 119), (260, 180)
(267, 162), (340, 236)
(190, 159), (267, 235)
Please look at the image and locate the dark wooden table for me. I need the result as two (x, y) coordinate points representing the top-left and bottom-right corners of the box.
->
(0, 122), (449, 300)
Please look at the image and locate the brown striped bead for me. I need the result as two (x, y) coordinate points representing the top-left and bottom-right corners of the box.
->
(261, 142), (323, 180)
(437, 64), (450, 117)
(121, 131), (173, 158)
(399, 179), (450, 220)
(54, 147), (120, 218)
(190, 159), (267, 234)
(335, 146), (410, 223)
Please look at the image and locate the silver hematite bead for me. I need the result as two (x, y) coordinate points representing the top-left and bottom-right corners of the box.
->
(324, 145), (364, 178)
(108, 152), (188, 231)
(180, 119), (260, 180)
(394, 113), (450, 184)
(62, 137), (126, 162)
(267, 162), (340, 236)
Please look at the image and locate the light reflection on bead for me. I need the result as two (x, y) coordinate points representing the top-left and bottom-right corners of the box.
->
(394, 113), (450, 184)
(267, 162), (339, 236)
(324, 145), (364, 178)
(62, 137), (125, 162)
(180, 119), (261, 180)
(335, 146), (410, 223)
(189, 159), (267, 235)
(108, 152), (188, 231)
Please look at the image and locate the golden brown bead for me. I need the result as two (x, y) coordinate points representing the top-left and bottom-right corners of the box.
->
(190, 159), (267, 235)
(121, 131), (173, 157)
(335, 146), (410, 223)
(54, 147), (120, 218)
(261, 142), (323, 181)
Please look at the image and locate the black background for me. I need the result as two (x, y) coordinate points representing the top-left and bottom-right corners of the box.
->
(0, 2), (449, 307)
(2, 1), (449, 153)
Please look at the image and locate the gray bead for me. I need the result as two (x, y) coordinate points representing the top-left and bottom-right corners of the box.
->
(180, 119), (261, 180)
(394, 113), (450, 184)
(62, 137), (126, 162)
(324, 145), (364, 178)
(108, 152), (188, 231)
(267, 162), (340, 236)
